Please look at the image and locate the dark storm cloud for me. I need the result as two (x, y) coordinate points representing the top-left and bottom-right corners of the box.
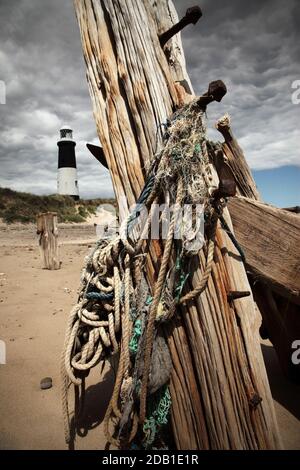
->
(174, 0), (300, 169)
(0, 0), (299, 197)
(0, 0), (113, 197)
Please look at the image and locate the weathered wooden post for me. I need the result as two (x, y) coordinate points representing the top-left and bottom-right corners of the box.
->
(215, 115), (300, 382)
(37, 212), (60, 270)
(72, 0), (282, 449)
(215, 114), (261, 200)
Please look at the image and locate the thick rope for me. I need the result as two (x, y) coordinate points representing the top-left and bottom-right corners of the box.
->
(104, 346), (124, 446)
(108, 312), (118, 354)
(113, 266), (121, 333)
(179, 212), (218, 304)
(61, 97), (234, 449)
(219, 214), (246, 263)
(139, 178), (184, 424)
(103, 254), (133, 447)
(123, 254), (132, 378)
(103, 401), (119, 447)
(61, 304), (82, 444)
(103, 259), (130, 445)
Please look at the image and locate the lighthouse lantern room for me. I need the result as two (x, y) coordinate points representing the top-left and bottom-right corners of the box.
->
(57, 126), (79, 200)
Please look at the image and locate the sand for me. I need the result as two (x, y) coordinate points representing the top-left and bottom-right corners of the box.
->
(0, 222), (299, 450)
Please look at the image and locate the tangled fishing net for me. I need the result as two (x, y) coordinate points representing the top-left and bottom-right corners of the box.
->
(61, 97), (229, 449)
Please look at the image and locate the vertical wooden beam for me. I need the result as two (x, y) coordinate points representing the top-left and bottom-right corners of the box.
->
(73, 0), (282, 449)
(37, 212), (60, 270)
(215, 114), (261, 200)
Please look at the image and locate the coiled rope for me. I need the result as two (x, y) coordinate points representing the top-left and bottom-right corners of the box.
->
(61, 97), (243, 449)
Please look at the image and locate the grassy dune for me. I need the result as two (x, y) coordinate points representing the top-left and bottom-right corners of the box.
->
(0, 187), (116, 224)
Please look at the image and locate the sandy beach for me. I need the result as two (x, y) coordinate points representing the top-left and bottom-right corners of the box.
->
(0, 222), (299, 450)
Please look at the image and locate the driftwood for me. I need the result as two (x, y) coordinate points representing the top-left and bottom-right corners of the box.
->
(229, 197), (300, 382)
(228, 197), (300, 303)
(216, 116), (300, 383)
(215, 114), (261, 201)
(37, 212), (60, 270)
(74, 0), (282, 449)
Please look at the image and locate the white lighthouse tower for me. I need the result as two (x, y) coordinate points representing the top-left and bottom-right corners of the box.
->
(57, 126), (79, 200)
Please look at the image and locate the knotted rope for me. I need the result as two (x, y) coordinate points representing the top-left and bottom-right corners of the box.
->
(61, 97), (241, 449)
(139, 178), (184, 424)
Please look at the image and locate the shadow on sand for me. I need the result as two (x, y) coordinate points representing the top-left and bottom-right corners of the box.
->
(68, 367), (115, 449)
(261, 343), (300, 421)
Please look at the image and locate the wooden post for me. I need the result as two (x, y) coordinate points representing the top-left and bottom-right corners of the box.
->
(215, 114), (261, 200)
(37, 212), (60, 270)
(215, 116), (300, 382)
(73, 0), (282, 449)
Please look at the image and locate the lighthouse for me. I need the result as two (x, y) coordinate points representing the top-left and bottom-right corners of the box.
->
(57, 126), (79, 200)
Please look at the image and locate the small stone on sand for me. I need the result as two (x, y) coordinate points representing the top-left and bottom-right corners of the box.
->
(40, 377), (52, 390)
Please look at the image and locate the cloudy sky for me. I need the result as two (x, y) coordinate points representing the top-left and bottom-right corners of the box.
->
(0, 0), (299, 206)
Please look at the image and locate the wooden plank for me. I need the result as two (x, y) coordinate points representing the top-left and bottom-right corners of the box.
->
(37, 212), (60, 270)
(228, 197), (300, 303)
(73, 0), (282, 449)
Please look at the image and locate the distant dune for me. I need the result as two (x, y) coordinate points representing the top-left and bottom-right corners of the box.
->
(0, 187), (116, 224)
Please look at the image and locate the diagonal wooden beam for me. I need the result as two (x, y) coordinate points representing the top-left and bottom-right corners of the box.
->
(228, 196), (300, 304)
